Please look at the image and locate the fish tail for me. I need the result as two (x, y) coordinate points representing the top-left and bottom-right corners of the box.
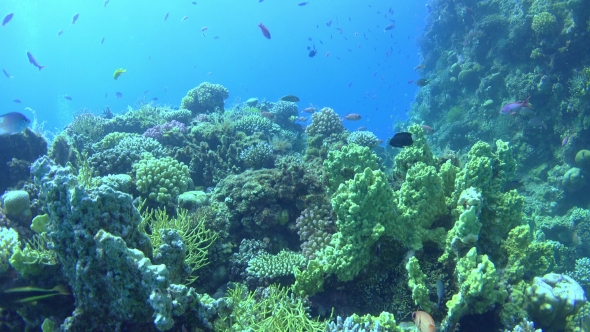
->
(523, 96), (532, 108)
(52, 285), (70, 295)
(38, 65), (45, 71)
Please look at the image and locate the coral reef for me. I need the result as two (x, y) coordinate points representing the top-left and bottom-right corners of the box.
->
(180, 82), (229, 115)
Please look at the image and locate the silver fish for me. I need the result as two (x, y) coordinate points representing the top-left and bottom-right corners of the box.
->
(0, 112), (31, 136)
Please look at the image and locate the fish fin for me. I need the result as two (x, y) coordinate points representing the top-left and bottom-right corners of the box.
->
(38, 66), (45, 71)
(51, 285), (70, 295)
(523, 96), (532, 109)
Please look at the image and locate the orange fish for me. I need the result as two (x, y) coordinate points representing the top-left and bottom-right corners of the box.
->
(412, 311), (436, 332)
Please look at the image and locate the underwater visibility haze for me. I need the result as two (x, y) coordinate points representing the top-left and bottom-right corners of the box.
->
(2, 0), (590, 331)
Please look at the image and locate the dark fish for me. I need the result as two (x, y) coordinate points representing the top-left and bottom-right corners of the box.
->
(389, 132), (413, 148)
(115, 92), (123, 98)
(528, 116), (546, 129)
(308, 49), (317, 57)
(13, 99), (21, 103)
(0, 112), (31, 136)
(2, 69), (12, 78)
(2, 13), (14, 27)
(258, 22), (271, 39)
(164, 12), (169, 21)
(64, 96), (72, 100)
(298, 2), (309, 6)
(503, 180), (523, 192)
(383, 24), (395, 31)
(72, 13), (79, 24)
(100, 37), (105, 44)
(415, 78), (429, 87)
(0, 285), (70, 307)
(26, 52), (45, 71)
(280, 95), (300, 102)
(152, 97), (158, 101)
(436, 280), (445, 307)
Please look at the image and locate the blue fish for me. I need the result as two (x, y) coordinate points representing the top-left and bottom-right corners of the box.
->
(2, 13), (14, 27)
(0, 112), (30, 136)
(26, 52), (45, 71)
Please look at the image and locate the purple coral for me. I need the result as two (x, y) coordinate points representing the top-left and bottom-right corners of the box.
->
(143, 120), (187, 141)
(296, 205), (335, 260)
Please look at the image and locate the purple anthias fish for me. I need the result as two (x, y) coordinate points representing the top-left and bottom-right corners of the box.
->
(2, 13), (14, 27)
(72, 13), (79, 24)
(500, 96), (532, 115)
(27, 52), (45, 71)
(0, 112), (30, 136)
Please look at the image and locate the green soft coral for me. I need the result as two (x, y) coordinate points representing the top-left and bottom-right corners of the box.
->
(502, 225), (555, 283)
(323, 144), (380, 193)
(392, 162), (448, 250)
(393, 124), (437, 178)
(406, 256), (433, 312)
(294, 168), (395, 295)
(442, 247), (507, 330)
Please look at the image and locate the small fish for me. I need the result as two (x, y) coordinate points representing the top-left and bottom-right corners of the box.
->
(280, 95), (300, 102)
(2, 69), (12, 79)
(528, 116), (546, 129)
(420, 125), (434, 134)
(101, 37), (105, 44)
(326, 51), (330, 57)
(201, 26), (208, 32)
(343, 113), (361, 120)
(0, 112), (31, 136)
(308, 49), (317, 57)
(414, 64), (425, 70)
(356, 126), (367, 131)
(0, 285), (70, 307)
(26, 52), (45, 71)
(302, 107), (316, 113)
(152, 97), (158, 101)
(412, 311), (436, 332)
(389, 132), (413, 148)
(57, 29), (63, 36)
(562, 136), (570, 146)
(383, 24), (395, 31)
(213, 36), (220, 39)
(2, 13), (14, 27)
(348, 82), (353, 87)
(504, 180), (523, 192)
(298, 2), (309, 5)
(415, 79), (430, 87)
(13, 99), (21, 103)
(115, 92), (123, 98)
(64, 95), (72, 100)
(500, 96), (532, 115)
(258, 22), (271, 39)
(296, 116), (307, 122)
(192, 1), (197, 4)
(326, 20), (332, 27)
(436, 280), (444, 307)
(407, 80), (414, 84)
(72, 13), (79, 24)
(164, 12), (169, 21)
(113, 68), (126, 80)
(104, 0), (110, 7)
(182, 16), (188, 22)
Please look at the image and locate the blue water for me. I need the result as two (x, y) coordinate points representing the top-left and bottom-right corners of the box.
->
(1, 0), (426, 141)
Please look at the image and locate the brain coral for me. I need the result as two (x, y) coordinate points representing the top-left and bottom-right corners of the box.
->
(134, 154), (191, 204)
(305, 107), (344, 136)
(180, 82), (229, 115)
